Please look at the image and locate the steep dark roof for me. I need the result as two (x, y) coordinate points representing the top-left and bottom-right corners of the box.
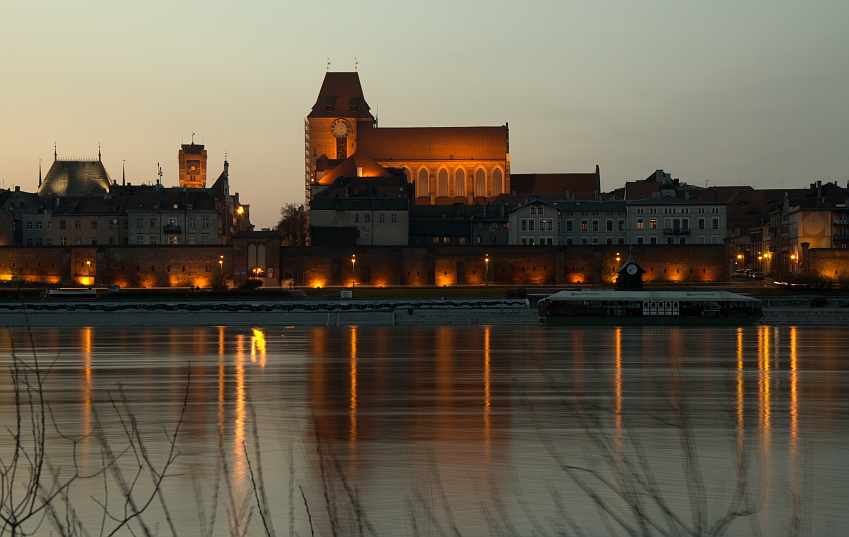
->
(38, 160), (112, 197)
(308, 72), (374, 120)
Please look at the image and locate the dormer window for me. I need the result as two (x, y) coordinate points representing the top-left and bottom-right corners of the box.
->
(349, 97), (360, 112)
(325, 96), (337, 112)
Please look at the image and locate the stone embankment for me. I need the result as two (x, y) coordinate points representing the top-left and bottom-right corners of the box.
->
(0, 299), (541, 327)
(2, 299), (847, 327)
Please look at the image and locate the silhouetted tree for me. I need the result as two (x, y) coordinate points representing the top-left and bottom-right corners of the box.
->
(277, 203), (308, 247)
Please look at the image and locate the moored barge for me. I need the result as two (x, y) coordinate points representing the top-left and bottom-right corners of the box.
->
(538, 289), (763, 326)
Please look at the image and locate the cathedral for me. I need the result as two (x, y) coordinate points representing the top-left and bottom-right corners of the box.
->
(306, 72), (510, 206)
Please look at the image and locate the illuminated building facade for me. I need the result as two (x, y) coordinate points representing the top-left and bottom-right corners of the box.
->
(178, 142), (208, 189)
(306, 72), (510, 207)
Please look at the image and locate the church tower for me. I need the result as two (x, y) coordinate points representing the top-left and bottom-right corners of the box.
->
(178, 141), (208, 188)
(306, 72), (375, 202)
(305, 71), (510, 207)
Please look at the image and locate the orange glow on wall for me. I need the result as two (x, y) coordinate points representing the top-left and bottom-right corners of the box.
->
(77, 276), (94, 286)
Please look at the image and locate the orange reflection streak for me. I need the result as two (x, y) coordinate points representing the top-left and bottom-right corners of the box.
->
(250, 328), (267, 367)
(757, 325), (772, 505)
(349, 327), (358, 445)
(483, 326), (491, 466)
(736, 328), (745, 439)
(788, 326), (802, 527)
(789, 327), (799, 447)
(233, 334), (248, 489)
(82, 328), (93, 444)
(614, 328), (623, 441)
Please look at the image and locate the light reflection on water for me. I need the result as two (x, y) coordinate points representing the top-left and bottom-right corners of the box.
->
(0, 325), (847, 536)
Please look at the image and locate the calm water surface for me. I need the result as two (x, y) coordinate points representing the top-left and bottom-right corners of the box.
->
(1, 325), (847, 536)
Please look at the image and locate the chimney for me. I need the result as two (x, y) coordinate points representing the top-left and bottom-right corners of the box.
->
(357, 167), (363, 177)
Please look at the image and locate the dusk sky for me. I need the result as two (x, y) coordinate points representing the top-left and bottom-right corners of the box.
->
(2, 1), (847, 228)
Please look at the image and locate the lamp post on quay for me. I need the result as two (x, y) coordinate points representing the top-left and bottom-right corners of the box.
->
(351, 255), (356, 288)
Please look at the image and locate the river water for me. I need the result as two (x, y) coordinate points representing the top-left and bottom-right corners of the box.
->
(1, 325), (846, 536)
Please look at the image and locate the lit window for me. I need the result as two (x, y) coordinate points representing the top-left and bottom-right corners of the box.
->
(418, 169), (429, 197)
(438, 169), (449, 197)
(492, 168), (503, 195)
(475, 169), (486, 197)
(454, 169), (466, 197)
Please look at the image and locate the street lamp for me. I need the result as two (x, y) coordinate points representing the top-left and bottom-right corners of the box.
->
(219, 255), (223, 275)
(484, 254), (489, 287)
(351, 255), (356, 288)
(86, 260), (91, 284)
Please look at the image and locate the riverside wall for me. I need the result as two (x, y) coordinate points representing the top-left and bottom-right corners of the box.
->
(2, 241), (848, 289)
(1, 299), (846, 327)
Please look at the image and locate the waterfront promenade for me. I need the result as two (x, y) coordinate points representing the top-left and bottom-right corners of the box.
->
(1, 298), (847, 327)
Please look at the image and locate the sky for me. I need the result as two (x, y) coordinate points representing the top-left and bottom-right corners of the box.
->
(2, 1), (847, 229)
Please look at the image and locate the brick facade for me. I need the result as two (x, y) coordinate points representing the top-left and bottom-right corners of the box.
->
(4, 242), (846, 289)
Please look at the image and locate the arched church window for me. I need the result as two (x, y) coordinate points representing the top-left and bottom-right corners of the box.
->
(475, 169), (486, 198)
(455, 169), (466, 197)
(403, 167), (412, 183)
(417, 168), (430, 197)
(492, 168), (503, 195)
(437, 169), (449, 197)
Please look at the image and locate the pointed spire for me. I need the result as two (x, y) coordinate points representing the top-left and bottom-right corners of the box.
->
(54, 143), (57, 162)
(39, 159), (43, 187)
(122, 160), (126, 186)
(98, 143), (101, 161)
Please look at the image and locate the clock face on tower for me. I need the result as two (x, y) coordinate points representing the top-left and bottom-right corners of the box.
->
(627, 264), (638, 275)
(187, 160), (200, 175)
(331, 119), (351, 139)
